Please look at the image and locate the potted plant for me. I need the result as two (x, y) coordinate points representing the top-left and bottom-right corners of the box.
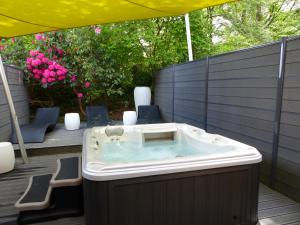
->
(132, 66), (153, 115)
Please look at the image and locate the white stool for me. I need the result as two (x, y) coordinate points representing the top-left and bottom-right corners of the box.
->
(64, 113), (80, 130)
(0, 142), (15, 174)
(123, 111), (137, 125)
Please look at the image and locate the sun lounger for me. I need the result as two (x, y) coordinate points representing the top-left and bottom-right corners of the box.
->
(136, 105), (163, 124)
(86, 106), (111, 128)
(11, 107), (60, 143)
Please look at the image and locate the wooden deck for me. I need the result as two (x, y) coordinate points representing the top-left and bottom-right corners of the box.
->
(0, 153), (299, 225)
(12, 123), (86, 150)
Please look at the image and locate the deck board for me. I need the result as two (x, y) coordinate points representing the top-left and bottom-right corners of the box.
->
(0, 153), (299, 225)
(12, 123), (86, 150)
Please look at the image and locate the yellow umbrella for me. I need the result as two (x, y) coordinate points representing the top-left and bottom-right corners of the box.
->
(0, 0), (235, 38)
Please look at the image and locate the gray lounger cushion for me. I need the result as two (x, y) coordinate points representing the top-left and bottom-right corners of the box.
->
(11, 107), (60, 143)
(136, 105), (163, 124)
(86, 106), (111, 128)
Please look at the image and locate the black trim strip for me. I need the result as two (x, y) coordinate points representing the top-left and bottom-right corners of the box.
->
(124, 0), (174, 14)
(172, 65), (175, 122)
(270, 37), (287, 188)
(204, 56), (209, 131)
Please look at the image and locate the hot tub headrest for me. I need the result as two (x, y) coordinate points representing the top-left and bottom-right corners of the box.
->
(105, 126), (124, 137)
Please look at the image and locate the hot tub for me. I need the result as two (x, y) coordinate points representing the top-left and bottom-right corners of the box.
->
(83, 123), (262, 225)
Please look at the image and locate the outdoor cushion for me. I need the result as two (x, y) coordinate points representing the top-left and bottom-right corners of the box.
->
(86, 106), (111, 128)
(136, 105), (163, 124)
(11, 107), (60, 143)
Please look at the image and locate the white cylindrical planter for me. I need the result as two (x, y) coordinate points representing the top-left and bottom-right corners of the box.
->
(123, 111), (137, 125)
(64, 113), (80, 130)
(134, 86), (151, 115)
(0, 142), (15, 174)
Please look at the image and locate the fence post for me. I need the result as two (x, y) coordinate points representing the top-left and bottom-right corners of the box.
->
(204, 57), (210, 131)
(270, 37), (287, 188)
(172, 65), (175, 122)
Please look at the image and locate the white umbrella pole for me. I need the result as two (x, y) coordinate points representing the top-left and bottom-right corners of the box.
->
(0, 56), (28, 163)
(185, 13), (193, 61)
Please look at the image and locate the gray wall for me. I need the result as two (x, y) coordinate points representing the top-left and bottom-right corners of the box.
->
(154, 36), (300, 202)
(207, 43), (281, 181)
(174, 60), (207, 128)
(154, 66), (174, 122)
(277, 37), (300, 200)
(0, 65), (29, 141)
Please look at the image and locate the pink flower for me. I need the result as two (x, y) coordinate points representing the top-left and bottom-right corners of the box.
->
(77, 93), (83, 98)
(34, 74), (41, 79)
(71, 75), (77, 82)
(11, 38), (15, 43)
(61, 68), (68, 74)
(27, 65), (32, 70)
(38, 69), (43, 75)
(50, 71), (56, 77)
(48, 65), (54, 70)
(41, 78), (47, 84)
(35, 33), (45, 41)
(57, 49), (64, 55)
(94, 27), (101, 34)
(47, 48), (52, 53)
(0, 45), (4, 51)
(31, 59), (41, 67)
(33, 69), (39, 74)
(26, 58), (33, 64)
(42, 57), (48, 63)
(43, 69), (50, 77)
(37, 53), (45, 59)
(55, 64), (61, 70)
(57, 76), (65, 81)
(84, 81), (91, 88)
(29, 50), (39, 57)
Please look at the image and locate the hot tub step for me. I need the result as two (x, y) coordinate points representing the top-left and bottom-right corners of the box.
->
(15, 174), (53, 212)
(15, 156), (84, 224)
(50, 156), (82, 188)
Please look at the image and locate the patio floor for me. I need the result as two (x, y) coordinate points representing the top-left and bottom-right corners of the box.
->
(12, 123), (86, 150)
(0, 153), (300, 225)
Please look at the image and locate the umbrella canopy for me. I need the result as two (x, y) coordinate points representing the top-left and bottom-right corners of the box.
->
(0, 0), (235, 38)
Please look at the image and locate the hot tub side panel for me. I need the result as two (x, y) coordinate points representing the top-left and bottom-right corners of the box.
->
(84, 163), (260, 225)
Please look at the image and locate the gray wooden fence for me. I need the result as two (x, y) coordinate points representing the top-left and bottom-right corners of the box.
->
(154, 36), (300, 202)
(0, 65), (29, 142)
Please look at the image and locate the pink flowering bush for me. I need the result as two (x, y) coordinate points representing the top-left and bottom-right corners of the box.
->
(3, 27), (129, 116)
(25, 31), (95, 115)
(26, 50), (68, 87)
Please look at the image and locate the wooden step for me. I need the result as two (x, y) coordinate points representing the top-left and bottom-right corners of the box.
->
(50, 156), (82, 188)
(15, 174), (53, 212)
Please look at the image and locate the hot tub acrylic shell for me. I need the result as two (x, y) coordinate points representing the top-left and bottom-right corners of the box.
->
(82, 123), (262, 225)
(82, 123), (261, 181)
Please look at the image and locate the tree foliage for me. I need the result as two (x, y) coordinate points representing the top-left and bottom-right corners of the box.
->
(212, 0), (300, 53)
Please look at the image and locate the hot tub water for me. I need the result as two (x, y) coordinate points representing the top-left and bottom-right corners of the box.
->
(99, 139), (236, 164)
